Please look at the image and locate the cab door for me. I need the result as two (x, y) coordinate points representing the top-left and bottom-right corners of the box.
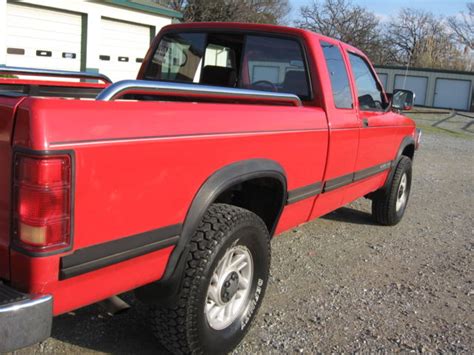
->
(342, 49), (398, 204)
(310, 40), (360, 218)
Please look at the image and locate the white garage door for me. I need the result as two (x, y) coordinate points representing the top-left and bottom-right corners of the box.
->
(377, 73), (388, 91)
(99, 19), (151, 82)
(6, 4), (82, 72)
(434, 79), (471, 111)
(394, 75), (428, 106)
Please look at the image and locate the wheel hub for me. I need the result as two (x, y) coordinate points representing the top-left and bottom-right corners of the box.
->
(205, 246), (254, 330)
(396, 173), (408, 212)
(398, 185), (405, 199)
(220, 272), (239, 303)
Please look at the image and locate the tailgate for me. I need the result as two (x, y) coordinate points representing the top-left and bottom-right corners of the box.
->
(0, 96), (26, 280)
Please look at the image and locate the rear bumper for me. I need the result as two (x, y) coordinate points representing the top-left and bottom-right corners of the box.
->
(0, 283), (52, 352)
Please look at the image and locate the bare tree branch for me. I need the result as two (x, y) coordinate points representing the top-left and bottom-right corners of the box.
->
(447, 3), (474, 49)
(295, 0), (390, 64)
(153, 0), (290, 24)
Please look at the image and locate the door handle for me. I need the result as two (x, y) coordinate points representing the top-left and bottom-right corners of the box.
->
(362, 118), (369, 127)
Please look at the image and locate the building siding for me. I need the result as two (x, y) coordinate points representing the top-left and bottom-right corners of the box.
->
(375, 66), (474, 112)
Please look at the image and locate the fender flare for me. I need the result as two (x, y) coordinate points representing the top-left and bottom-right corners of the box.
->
(135, 159), (287, 305)
(383, 136), (415, 190)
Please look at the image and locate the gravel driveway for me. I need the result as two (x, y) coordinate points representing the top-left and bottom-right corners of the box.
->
(13, 114), (473, 354)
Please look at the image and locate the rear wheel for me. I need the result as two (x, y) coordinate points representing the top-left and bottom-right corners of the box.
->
(372, 156), (412, 226)
(151, 203), (270, 354)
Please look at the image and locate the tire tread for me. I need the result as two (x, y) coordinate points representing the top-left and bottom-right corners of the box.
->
(151, 203), (269, 354)
(372, 156), (412, 226)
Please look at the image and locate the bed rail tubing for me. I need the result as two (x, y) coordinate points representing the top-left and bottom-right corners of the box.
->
(0, 66), (112, 84)
(96, 80), (302, 107)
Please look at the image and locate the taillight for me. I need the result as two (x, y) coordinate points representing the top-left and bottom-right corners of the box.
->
(13, 153), (72, 253)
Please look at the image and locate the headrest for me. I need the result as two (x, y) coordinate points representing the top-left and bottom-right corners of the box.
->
(283, 70), (308, 97)
(201, 66), (236, 87)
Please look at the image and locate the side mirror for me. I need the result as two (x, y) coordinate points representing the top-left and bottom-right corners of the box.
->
(392, 89), (415, 111)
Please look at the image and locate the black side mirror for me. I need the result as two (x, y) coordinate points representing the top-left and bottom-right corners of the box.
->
(392, 89), (415, 111)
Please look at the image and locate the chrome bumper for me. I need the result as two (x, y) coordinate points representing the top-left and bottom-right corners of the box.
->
(0, 282), (52, 352)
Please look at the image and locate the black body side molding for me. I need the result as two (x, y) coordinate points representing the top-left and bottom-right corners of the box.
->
(287, 181), (322, 204)
(59, 225), (181, 279)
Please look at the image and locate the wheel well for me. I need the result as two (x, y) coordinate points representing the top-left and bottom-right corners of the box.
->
(401, 144), (415, 160)
(214, 177), (285, 235)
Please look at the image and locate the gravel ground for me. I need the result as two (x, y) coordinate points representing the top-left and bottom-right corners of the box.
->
(12, 113), (473, 354)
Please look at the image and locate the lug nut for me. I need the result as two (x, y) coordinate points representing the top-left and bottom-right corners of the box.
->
(225, 281), (230, 287)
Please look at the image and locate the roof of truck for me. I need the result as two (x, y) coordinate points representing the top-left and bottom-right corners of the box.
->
(160, 22), (363, 55)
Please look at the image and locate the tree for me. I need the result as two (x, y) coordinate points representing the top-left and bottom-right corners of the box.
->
(295, 0), (387, 63)
(447, 3), (474, 50)
(154, 0), (290, 24)
(386, 8), (470, 70)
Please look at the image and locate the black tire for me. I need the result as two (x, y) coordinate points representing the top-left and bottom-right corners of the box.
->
(372, 156), (412, 226)
(151, 203), (271, 354)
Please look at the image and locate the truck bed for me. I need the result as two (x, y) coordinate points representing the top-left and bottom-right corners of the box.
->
(0, 70), (329, 314)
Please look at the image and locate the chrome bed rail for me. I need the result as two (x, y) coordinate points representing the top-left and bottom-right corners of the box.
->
(0, 66), (112, 84)
(96, 80), (302, 107)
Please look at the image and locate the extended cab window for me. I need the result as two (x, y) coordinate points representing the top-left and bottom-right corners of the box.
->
(321, 41), (353, 109)
(348, 53), (386, 110)
(241, 36), (311, 99)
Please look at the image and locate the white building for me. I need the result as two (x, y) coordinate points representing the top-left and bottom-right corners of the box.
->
(376, 66), (474, 112)
(0, 0), (182, 81)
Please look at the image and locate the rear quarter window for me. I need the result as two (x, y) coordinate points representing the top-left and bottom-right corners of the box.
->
(241, 35), (311, 100)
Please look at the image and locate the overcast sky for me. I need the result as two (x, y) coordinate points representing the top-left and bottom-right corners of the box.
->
(290, 0), (468, 20)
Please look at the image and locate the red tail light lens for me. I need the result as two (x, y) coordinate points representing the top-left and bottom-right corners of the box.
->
(13, 154), (72, 253)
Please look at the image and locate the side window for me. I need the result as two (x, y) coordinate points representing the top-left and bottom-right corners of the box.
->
(242, 35), (311, 99)
(348, 53), (386, 110)
(320, 41), (353, 109)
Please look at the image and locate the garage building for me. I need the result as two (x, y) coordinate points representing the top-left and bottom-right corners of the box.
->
(376, 66), (474, 112)
(0, 0), (182, 81)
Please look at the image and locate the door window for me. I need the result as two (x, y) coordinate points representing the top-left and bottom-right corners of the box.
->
(321, 41), (353, 109)
(348, 53), (386, 111)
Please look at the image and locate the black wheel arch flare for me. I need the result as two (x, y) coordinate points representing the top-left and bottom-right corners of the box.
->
(136, 158), (287, 305)
(383, 135), (416, 191)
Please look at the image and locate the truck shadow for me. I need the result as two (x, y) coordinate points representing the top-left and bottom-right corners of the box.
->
(50, 293), (171, 354)
(321, 207), (377, 226)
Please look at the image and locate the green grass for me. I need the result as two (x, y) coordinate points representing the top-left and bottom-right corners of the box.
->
(414, 121), (473, 139)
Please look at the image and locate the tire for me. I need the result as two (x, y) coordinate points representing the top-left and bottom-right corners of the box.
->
(151, 203), (271, 354)
(372, 156), (412, 226)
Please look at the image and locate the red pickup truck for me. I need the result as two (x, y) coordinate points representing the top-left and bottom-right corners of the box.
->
(0, 22), (420, 353)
